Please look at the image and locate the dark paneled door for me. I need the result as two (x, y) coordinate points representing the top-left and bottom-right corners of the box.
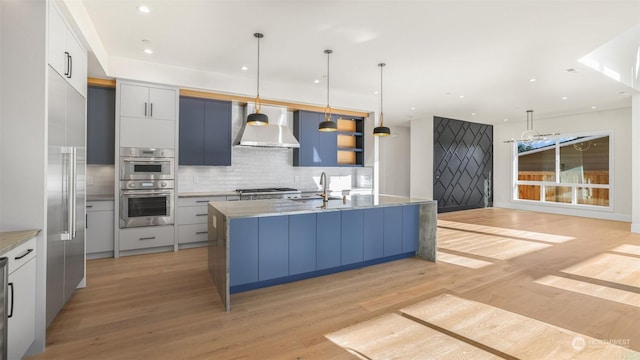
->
(433, 116), (493, 213)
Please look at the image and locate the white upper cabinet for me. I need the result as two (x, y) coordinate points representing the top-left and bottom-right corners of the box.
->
(48, 1), (87, 97)
(120, 84), (176, 121)
(117, 81), (178, 149)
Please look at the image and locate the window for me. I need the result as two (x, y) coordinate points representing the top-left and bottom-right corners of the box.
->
(514, 133), (611, 208)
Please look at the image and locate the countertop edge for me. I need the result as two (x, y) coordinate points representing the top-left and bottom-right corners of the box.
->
(0, 229), (40, 256)
(209, 197), (436, 219)
(179, 191), (238, 198)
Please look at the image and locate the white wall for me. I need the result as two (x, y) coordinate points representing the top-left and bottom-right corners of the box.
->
(379, 126), (410, 196)
(494, 107), (632, 221)
(631, 95), (640, 231)
(1, 0), (48, 353)
(410, 116), (434, 199)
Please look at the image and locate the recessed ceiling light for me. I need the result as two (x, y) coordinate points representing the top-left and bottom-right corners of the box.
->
(561, 96), (568, 100)
(529, 78), (537, 82)
(143, 48), (153, 54)
(314, 79), (320, 84)
(138, 5), (150, 13)
(471, 112), (476, 116)
(373, 90), (379, 95)
(241, 66), (248, 71)
(459, 95), (465, 99)
(591, 106), (597, 109)
(503, 118), (509, 122)
(410, 107), (415, 110)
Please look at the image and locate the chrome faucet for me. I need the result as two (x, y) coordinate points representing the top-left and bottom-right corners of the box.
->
(319, 171), (328, 202)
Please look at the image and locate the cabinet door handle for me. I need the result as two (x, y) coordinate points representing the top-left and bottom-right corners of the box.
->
(14, 248), (33, 260)
(144, 102), (148, 117)
(196, 213), (207, 217)
(196, 231), (208, 235)
(68, 54), (73, 78)
(64, 51), (70, 76)
(86, 205), (93, 208)
(195, 200), (209, 203)
(150, 103), (153, 117)
(139, 236), (156, 240)
(8, 283), (13, 318)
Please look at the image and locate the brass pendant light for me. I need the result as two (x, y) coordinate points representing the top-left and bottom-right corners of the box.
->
(246, 33), (268, 126)
(373, 62), (391, 136)
(318, 49), (338, 132)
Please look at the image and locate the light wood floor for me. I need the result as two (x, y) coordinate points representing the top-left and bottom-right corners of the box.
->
(28, 208), (640, 359)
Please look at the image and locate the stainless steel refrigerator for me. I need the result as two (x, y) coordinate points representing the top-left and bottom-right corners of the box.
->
(46, 66), (86, 326)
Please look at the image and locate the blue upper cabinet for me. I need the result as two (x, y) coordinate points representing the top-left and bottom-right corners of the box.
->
(179, 96), (231, 166)
(87, 86), (115, 164)
(293, 110), (365, 167)
(293, 110), (337, 167)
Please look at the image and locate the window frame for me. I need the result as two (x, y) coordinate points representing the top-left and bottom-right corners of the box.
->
(511, 129), (614, 212)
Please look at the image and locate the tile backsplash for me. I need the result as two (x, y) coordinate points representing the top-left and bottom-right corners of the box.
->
(178, 146), (372, 193)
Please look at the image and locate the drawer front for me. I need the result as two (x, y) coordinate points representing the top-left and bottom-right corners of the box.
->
(178, 196), (226, 207)
(86, 200), (114, 212)
(119, 226), (174, 251)
(6, 237), (37, 274)
(178, 224), (208, 244)
(178, 206), (208, 225)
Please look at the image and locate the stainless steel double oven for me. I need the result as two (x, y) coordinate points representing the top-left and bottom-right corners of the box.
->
(119, 147), (175, 228)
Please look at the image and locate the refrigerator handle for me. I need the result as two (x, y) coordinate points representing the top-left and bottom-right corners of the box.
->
(70, 147), (77, 239)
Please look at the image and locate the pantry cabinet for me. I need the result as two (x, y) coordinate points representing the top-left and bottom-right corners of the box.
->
(48, 1), (87, 97)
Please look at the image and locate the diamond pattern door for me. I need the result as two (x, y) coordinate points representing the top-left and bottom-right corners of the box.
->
(433, 117), (493, 213)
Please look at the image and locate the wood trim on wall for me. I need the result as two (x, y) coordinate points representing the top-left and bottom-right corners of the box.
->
(88, 77), (116, 88)
(86, 78), (370, 118)
(180, 89), (369, 118)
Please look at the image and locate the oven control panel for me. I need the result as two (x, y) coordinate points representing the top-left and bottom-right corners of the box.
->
(121, 180), (174, 190)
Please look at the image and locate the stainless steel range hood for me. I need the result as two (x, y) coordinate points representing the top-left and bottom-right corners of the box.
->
(235, 104), (300, 148)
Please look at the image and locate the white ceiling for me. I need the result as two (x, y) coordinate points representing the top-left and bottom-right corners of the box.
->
(79, 0), (640, 126)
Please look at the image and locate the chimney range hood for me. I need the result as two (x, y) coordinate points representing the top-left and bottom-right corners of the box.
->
(235, 104), (300, 148)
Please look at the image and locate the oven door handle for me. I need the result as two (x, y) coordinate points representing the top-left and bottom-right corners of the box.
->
(121, 190), (174, 197)
(121, 157), (172, 163)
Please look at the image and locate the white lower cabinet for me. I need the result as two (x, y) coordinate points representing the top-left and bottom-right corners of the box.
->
(177, 196), (227, 246)
(86, 200), (114, 259)
(120, 225), (174, 251)
(7, 237), (37, 360)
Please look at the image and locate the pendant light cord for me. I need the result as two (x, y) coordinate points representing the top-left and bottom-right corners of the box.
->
(380, 63), (384, 126)
(324, 49), (333, 121)
(254, 33), (263, 113)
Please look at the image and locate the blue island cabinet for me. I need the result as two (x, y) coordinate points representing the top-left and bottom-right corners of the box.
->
(258, 216), (289, 281)
(316, 212), (341, 270)
(403, 205), (420, 252)
(341, 210), (364, 265)
(383, 206), (404, 256)
(229, 218), (258, 286)
(289, 213), (317, 275)
(363, 208), (384, 261)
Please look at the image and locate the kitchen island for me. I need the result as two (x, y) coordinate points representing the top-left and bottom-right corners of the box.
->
(208, 195), (437, 310)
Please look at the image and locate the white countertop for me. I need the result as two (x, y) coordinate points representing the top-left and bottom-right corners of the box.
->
(209, 195), (434, 218)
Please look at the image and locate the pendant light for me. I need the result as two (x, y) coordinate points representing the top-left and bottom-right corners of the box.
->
(318, 49), (338, 132)
(373, 62), (391, 136)
(246, 33), (268, 126)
